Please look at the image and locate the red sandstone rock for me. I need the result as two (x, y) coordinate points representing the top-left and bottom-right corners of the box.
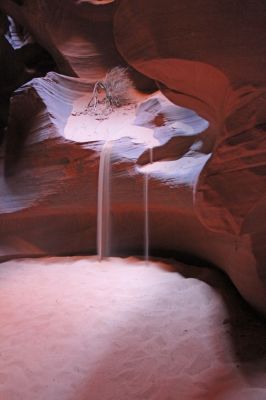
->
(0, 0), (121, 79)
(0, 0), (265, 314)
(0, 72), (265, 314)
(114, 0), (266, 234)
(113, 0), (266, 307)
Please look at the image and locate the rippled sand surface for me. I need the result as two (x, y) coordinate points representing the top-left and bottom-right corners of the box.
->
(0, 256), (265, 400)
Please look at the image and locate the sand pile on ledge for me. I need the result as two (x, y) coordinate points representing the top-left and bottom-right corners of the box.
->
(0, 256), (265, 400)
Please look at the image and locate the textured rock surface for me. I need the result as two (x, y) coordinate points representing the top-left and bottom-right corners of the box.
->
(0, 72), (266, 315)
(0, 0), (153, 140)
(0, 0), (122, 79)
(0, 12), (56, 143)
(114, 0), (266, 234)
(113, 0), (266, 310)
(0, 0), (265, 314)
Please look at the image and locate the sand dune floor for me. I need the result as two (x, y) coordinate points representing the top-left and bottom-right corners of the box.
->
(0, 256), (265, 400)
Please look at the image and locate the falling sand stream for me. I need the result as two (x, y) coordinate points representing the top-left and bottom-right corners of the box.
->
(97, 141), (112, 260)
(144, 147), (153, 263)
(97, 142), (154, 262)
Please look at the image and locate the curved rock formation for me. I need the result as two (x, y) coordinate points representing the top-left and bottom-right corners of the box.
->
(0, 0), (122, 79)
(113, 0), (266, 309)
(0, 0), (265, 315)
(0, 12), (25, 141)
(114, 0), (266, 232)
(0, 71), (265, 315)
(0, 12), (57, 143)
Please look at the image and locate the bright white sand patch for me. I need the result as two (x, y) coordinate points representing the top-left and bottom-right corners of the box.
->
(137, 153), (211, 187)
(65, 101), (159, 147)
(0, 257), (265, 400)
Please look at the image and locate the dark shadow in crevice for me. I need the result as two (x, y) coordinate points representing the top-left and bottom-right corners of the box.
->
(10, 0), (24, 5)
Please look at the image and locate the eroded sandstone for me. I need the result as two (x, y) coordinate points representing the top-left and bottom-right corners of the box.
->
(0, 0), (265, 314)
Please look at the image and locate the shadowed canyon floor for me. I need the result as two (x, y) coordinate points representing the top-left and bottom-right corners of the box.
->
(0, 256), (265, 400)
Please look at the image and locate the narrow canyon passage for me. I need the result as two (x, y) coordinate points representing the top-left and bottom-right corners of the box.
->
(0, 2), (265, 399)
(0, 257), (265, 400)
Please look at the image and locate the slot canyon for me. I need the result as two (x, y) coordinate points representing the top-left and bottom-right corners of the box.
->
(0, 1), (266, 399)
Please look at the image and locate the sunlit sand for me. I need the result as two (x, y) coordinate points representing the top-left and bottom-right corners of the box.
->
(0, 256), (265, 400)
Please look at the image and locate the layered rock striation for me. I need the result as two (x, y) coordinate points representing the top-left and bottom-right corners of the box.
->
(0, 0), (265, 313)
